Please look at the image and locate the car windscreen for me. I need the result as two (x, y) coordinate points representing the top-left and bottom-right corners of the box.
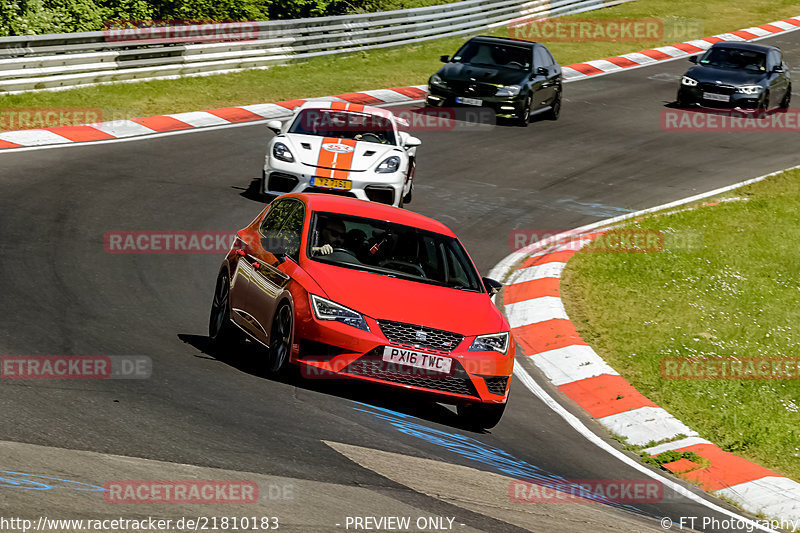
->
(699, 47), (767, 72)
(308, 211), (483, 292)
(288, 109), (396, 145)
(452, 42), (531, 70)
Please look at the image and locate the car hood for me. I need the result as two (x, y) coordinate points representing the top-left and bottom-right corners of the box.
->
(281, 133), (402, 172)
(685, 65), (766, 86)
(437, 62), (528, 87)
(303, 260), (509, 337)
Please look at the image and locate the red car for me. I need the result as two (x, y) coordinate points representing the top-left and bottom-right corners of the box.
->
(209, 193), (514, 428)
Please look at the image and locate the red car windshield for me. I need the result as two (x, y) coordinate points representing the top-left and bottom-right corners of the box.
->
(288, 109), (396, 145)
(308, 212), (483, 291)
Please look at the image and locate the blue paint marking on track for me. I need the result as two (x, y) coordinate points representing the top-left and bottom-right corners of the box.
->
(555, 198), (636, 218)
(354, 403), (642, 513)
(0, 470), (106, 491)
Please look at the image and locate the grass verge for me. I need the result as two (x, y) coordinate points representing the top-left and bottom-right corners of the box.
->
(560, 168), (800, 481)
(0, 0), (798, 125)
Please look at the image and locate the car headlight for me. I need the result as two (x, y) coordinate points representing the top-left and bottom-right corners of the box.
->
(680, 76), (698, 87)
(376, 156), (401, 174)
(736, 85), (762, 95)
(495, 85), (521, 97)
(272, 142), (294, 163)
(430, 74), (447, 89)
(469, 332), (509, 354)
(310, 295), (369, 332)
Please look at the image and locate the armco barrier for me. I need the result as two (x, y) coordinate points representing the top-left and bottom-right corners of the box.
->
(0, 0), (631, 94)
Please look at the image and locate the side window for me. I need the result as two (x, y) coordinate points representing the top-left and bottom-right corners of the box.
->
(533, 47), (544, 68)
(260, 200), (305, 260)
(534, 47), (552, 69)
(260, 200), (294, 235)
(280, 203), (305, 260)
(767, 51), (778, 71)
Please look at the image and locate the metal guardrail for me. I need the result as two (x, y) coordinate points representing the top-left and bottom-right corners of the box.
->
(0, 0), (632, 94)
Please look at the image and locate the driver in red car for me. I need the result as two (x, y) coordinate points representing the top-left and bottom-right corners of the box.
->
(312, 217), (347, 256)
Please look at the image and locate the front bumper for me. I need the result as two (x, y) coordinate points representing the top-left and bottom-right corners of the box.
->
(426, 86), (527, 118)
(677, 85), (762, 110)
(292, 310), (514, 405)
(263, 158), (406, 207)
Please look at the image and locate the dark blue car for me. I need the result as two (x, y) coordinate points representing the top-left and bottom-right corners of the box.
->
(677, 41), (791, 112)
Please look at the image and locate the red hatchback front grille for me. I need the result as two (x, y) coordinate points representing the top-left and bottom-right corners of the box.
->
(343, 352), (479, 398)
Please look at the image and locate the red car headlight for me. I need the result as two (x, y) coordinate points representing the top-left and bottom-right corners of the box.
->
(310, 294), (370, 332)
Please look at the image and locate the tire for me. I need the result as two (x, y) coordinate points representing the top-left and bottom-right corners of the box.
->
(457, 401), (506, 430)
(545, 90), (561, 120)
(264, 303), (293, 374)
(209, 272), (241, 348)
(676, 88), (695, 108)
(780, 85), (792, 110)
(516, 94), (532, 127)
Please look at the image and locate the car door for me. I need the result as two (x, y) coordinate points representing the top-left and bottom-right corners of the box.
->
(767, 50), (789, 107)
(535, 45), (561, 106)
(528, 46), (548, 110)
(245, 198), (305, 346)
(542, 46), (562, 93)
(532, 45), (559, 109)
(229, 229), (258, 335)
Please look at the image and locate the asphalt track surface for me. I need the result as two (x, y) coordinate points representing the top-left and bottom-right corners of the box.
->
(0, 30), (798, 533)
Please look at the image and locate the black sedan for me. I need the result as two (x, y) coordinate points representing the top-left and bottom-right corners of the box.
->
(426, 36), (562, 126)
(677, 41), (791, 112)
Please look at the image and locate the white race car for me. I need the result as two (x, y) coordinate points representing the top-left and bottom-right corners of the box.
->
(263, 101), (421, 207)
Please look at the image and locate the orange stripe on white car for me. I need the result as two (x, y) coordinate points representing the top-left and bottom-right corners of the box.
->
(330, 102), (365, 113)
(315, 137), (357, 180)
